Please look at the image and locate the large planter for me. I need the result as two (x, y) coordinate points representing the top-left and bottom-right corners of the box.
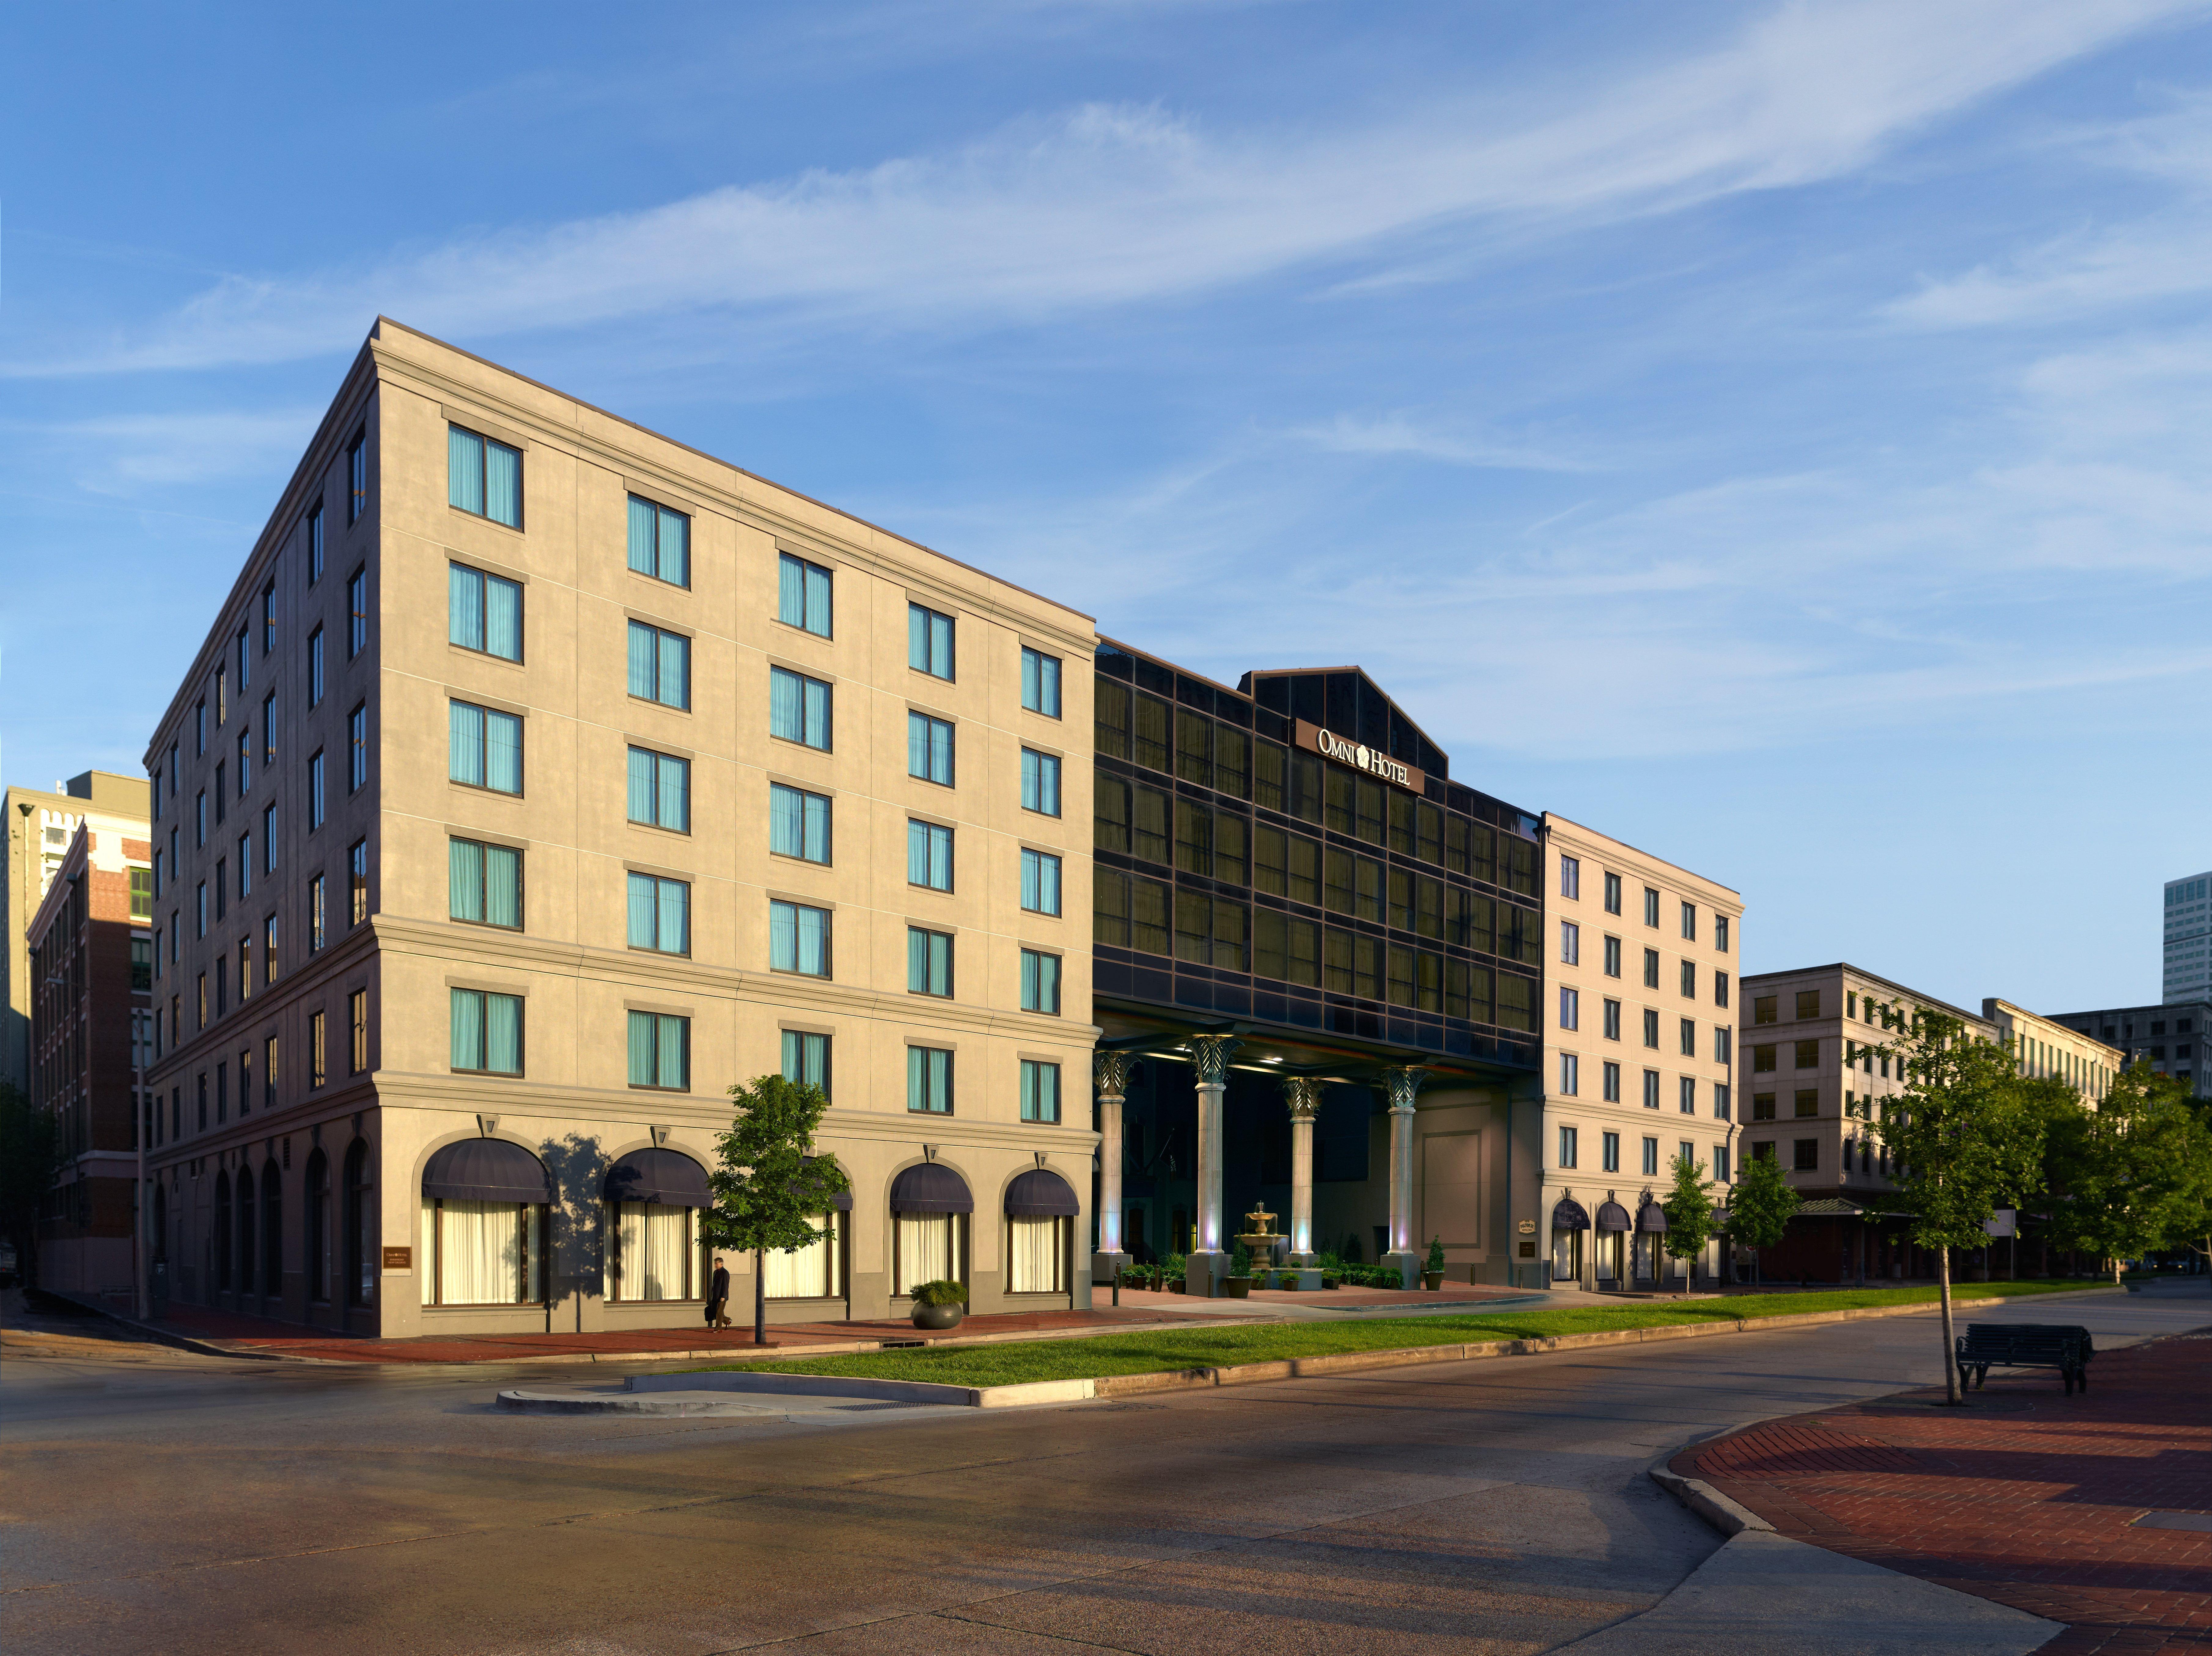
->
(1222, 1276), (1254, 1299)
(1422, 1270), (1445, 1291)
(911, 1301), (964, 1331)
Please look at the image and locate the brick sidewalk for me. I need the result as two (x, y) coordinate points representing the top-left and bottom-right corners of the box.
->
(1673, 1331), (2212, 1654)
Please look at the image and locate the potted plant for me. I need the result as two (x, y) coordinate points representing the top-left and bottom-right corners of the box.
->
(1160, 1251), (1187, 1292)
(1422, 1236), (1447, 1291)
(909, 1279), (966, 1330)
(1223, 1245), (1255, 1299)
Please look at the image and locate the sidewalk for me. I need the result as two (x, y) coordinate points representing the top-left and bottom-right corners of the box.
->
(1669, 1327), (2212, 1654)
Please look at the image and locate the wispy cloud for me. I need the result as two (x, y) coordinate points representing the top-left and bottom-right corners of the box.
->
(9, 408), (322, 494)
(10, 0), (2192, 377)
(1293, 413), (1597, 472)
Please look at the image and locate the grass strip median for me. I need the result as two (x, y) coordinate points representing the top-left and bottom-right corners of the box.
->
(687, 1280), (2089, 1389)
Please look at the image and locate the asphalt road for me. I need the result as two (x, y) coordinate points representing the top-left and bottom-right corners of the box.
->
(4, 1287), (2204, 1655)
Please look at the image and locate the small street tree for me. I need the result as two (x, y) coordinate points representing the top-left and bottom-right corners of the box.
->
(1868, 1008), (2045, 1405)
(2044, 1063), (2212, 1283)
(1727, 1151), (1800, 1286)
(1660, 1153), (1717, 1294)
(703, 1074), (851, 1346)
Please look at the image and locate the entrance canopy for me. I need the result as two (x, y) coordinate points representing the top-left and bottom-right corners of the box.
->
(423, 1139), (550, 1204)
(1005, 1169), (1080, 1217)
(1595, 1200), (1630, 1233)
(1637, 1202), (1669, 1234)
(1550, 1197), (1590, 1232)
(890, 1163), (973, 1214)
(604, 1148), (711, 1207)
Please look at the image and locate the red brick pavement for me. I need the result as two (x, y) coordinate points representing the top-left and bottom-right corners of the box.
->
(1673, 1332), (2212, 1654)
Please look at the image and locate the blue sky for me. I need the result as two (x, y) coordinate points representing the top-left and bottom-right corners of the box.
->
(3, 1), (2208, 1015)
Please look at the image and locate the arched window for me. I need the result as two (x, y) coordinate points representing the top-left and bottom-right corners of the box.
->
(262, 1161), (282, 1301)
(763, 1156), (850, 1302)
(420, 1139), (550, 1306)
(344, 1140), (374, 1307)
(235, 1167), (257, 1297)
(889, 1163), (970, 1296)
(1004, 1169), (1078, 1295)
(304, 1149), (330, 1302)
(602, 1148), (711, 1303)
(213, 1171), (232, 1291)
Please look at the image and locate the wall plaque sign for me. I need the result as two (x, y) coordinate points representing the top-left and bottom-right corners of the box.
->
(381, 1246), (413, 1271)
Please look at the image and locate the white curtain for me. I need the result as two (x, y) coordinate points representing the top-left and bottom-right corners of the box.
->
(764, 1221), (840, 1300)
(428, 1199), (533, 1305)
(1008, 1217), (1066, 1294)
(1594, 1234), (1619, 1282)
(608, 1203), (696, 1301)
(895, 1214), (962, 1295)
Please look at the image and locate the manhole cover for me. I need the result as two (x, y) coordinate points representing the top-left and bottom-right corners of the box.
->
(2134, 1511), (2212, 1532)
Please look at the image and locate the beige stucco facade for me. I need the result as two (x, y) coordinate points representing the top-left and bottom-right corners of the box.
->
(142, 319), (1100, 1336)
(1982, 998), (2121, 1101)
(1537, 814), (1743, 1290)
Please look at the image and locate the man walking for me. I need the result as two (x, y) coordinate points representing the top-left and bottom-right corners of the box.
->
(706, 1256), (731, 1329)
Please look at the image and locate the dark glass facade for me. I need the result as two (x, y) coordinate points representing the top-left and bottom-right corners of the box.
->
(1093, 642), (1542, 1069)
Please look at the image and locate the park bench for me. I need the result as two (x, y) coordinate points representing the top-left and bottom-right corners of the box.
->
(1955, 1322), (2095, 1394)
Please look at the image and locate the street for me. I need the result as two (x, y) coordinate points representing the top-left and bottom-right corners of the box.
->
(4, 1288), (2203, 1654)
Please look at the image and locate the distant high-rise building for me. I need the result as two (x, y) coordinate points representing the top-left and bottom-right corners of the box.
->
(2166, 870), (2211, 1004)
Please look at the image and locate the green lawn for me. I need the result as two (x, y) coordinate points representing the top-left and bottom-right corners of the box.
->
(689, 1279), (2094, 1389)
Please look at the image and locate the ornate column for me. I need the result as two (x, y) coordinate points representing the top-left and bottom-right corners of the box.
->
(1379, 1065), (1426, 1287)
(1285, 1077), (1321, 1265)
(1091, 1052), (1132, 1281)
(1185, 1034), (1240, 1295)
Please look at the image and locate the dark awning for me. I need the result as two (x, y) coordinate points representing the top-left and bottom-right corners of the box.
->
(799, 1155), (854, 1213)
(890, 1162), (973, 1215)
(1550, 1197), (1590, 1231)
(1595, 1201), (1631, 1233)
(1005, 1169), (1080, 1217)
(423, 1138), (551, 1204)
(604, 1147), (711, 1207)
(1637, 1202), (1669, 1234)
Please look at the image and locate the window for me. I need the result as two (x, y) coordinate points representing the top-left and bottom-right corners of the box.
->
(130, 865), (153, 920)
(770, 900), (830, 976)
(908, 603), (954, 679)
(616, 493), (691, 585)
(195, 880), (208, 938)
(450, 989), (522, 1075)
(1679, 1076), (1696, 1114)
(1559, 1052), (1579, 1095)
(238, 728), (252, 793)
(1021, 848), (1062, 916)
(1679, 1017), (1696, 1056)
(1679, 959), (1695, 998)
(781, 1030), (829, 1094)
(1020, 949), (1061, 1015)
(1643, 948), (1659, 989)
(261, 581), (277, 655)
(262, 803), (277, 873)
(309, 874), (326, 953)
(450, 702), (523, 795)
(1679, 1139), (1695, 1170)
(1643, 1069), (1660, 1109)
(627, 1011), (689, 1090)
(1603, 871), (1622, 914)
(1793, 1139), (1819, 1172)
(1557, 1125), (1578, 1168)
(348, 704), (367, 791)
(1603, 998), (1621, 1041)
(263, 912), (277, 983)
(1795, 1089), (1819, 1118)
(349, 989), (368, 1075)
(449, 426), (521, 528)
(1715, 1025), (1732, 1064)
(196, 699), (207, 755)
(1754, 994), (1777, 1025)
(769, 784), (831, 864)
(1713, 1143), (1731, 1182)
(1715, 916), (1730, 953)
(1715, 971), (1729, 1008)
(1602, 1130), (1621, 1172)
(448, 563), (523, 661)
(347, 567), (368, 658)
(1680, 901), (1696, 941)
(1603, 1061), (1622, 1101)
(1560, 920), (1579, 965)
(627, 621), (690, 710)
(627, 873), (689, 954)
(625, 746), (688, 831)
(449, 838), (522, 929)
(776, 552), (832, 635)
(1753, 1044), (1776, 1072)
(1603, 936), (1621, 978)
(346, 429), (367, 523)
(307, 750), (326, 830)
(908, 820), (952, 891)
(196, 789), (207, 846)
(1021, 748), (1061, 816)
(769, 667), (831, 750)
(1794, 1039), (1820, 1069)
(262, 692), (276, 767)
(423, 1192), (545, 1308)
(907, 1046), (952, 1114)
(907, 927), (953, 997)
(308, 626), (324, 706)
(1558, 854), (1580, 899)
(1020, 1059), (1060, 1123)
(1795, 990), (1820, 1020)
(907, 712), (954, 785)
(1751, 1091), (1778, 1121)
(1642, 1136), (1659, 1177)
(1021, 647), (1061, 717)
(1559, 986), (1579, 1030)
(1642, 887), (1659, 926)
(1642, 1008), (1659, 1048)
(348, 839), (368, 925)
(305, 501), (325, 584)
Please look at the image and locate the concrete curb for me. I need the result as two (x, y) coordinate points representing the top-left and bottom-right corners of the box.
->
(1648, 1465), (1775, 1536)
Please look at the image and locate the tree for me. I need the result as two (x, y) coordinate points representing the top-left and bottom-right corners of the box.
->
(1869, 1008), (2045, 1405)
(1728, 1151), (1800, 1286)
(2044, 1063), (2212, 1283)
(702, 1074), (850, 1346)
(1660, 1154), (1717, 1294)
(0, 1083), (62, 1289)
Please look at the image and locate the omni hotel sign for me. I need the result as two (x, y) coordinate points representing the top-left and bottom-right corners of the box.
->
(1294, 720), (1427, 794)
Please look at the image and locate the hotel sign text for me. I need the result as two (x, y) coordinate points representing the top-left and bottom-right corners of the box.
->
(1294, 720), (1426, 794)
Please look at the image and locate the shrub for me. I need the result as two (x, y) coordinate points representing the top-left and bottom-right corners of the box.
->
(910, 1280), (967, 1307)
(1426, 1236), (1447, 1272)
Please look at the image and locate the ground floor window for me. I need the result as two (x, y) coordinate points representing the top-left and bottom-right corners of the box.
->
(1551, 1228), (1581, 1282)
(1007, 1215), (1069, 1293)
(1594, 1232), (1621, 1283)
(764, 1220), (843, 1299)
(895, 1213), (965, 1295)
(421, 1198), (544, 1305)
(606, 1202), (696, 1302)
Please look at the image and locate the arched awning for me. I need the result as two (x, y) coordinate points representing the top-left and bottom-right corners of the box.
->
(1637, 1201), (1670, 1234)
(423, 1138), (551, 1204)
(1595, 1201), (1631, 1233)
(890, 1162), (973, 1215)
(1550, 1197), (1590, 1232)
(1005, 1169), (1080, 1217)
(604, 1147), (711, 1207)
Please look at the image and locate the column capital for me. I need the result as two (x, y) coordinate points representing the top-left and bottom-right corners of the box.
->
(1283, 1076), (1323, 1118)
(1187, 1034), (1241, 1087)
(1094, 1050), (1132, 1099)
(1380, 1064), (1426, 1113)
